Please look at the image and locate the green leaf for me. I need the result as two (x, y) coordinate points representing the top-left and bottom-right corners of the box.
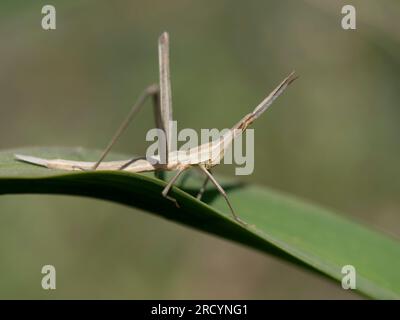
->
(1, 147), (399, 299)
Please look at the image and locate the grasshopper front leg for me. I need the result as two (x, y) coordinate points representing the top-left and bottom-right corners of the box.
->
(197, 165), (247, 226)
(161, 168), (186, 208)
(196, 172), (210, 200)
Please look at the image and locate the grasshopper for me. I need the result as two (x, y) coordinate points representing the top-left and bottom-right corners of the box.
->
(15, 32), (296, 225)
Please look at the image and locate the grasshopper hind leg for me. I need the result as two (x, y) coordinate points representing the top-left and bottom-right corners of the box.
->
(92, 84), (159, 171)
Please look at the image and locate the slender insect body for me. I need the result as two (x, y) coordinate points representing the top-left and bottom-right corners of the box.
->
(15, 32), (296, 225)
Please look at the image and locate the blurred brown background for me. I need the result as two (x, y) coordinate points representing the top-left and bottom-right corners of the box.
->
(0, 0), (399, 299)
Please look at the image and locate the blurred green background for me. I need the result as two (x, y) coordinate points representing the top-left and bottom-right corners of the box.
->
(0, 0), (399, 299)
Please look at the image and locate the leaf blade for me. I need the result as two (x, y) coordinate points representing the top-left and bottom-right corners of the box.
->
(1, 147), (399, 299)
